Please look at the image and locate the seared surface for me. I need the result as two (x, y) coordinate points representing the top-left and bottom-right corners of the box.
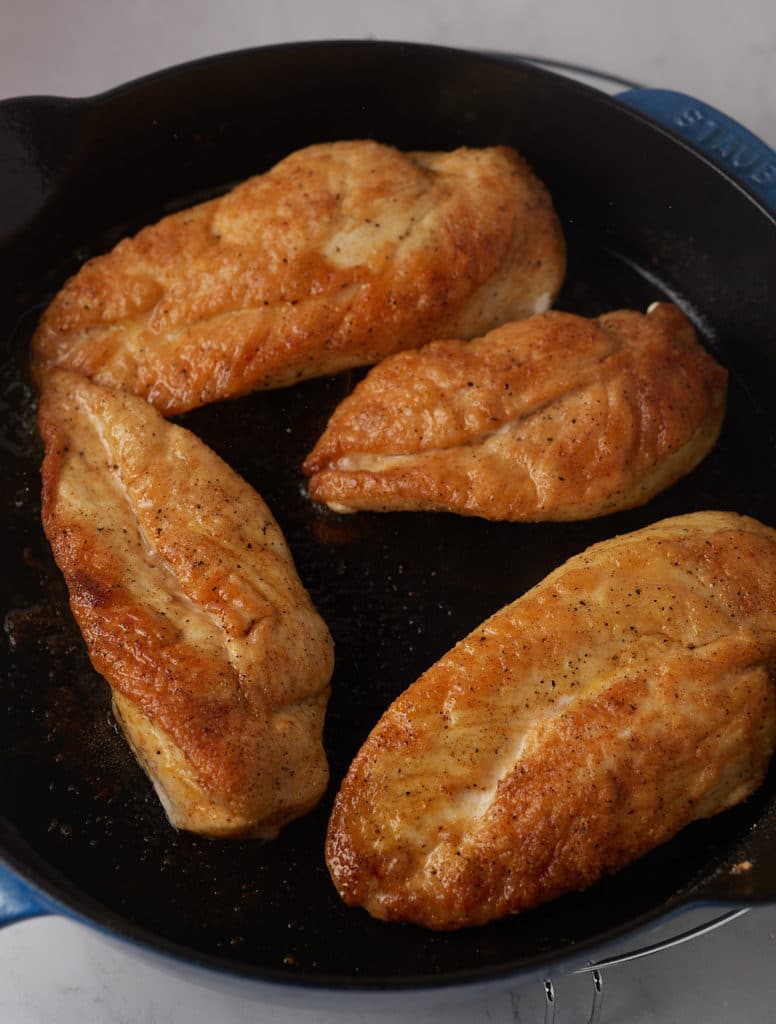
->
(38, 370), (334, 838)
(31, 141), (565, 415)
(326, 511), (776, 929)
(305, 303), (727, 520)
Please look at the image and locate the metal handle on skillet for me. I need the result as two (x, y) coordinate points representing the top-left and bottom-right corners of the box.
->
(616, 88), (776, 216)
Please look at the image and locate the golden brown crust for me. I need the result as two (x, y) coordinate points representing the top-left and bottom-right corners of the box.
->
(39, 369), (334, 837)
(325, 511), (776, 928)
(304, 303), (727, 521)
(32, 141), (565, 415)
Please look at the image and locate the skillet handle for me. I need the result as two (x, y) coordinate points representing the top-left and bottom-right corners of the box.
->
(617, 89), (776, 217)
(0, 95), (82, 245)
(0, 863), (51, 929)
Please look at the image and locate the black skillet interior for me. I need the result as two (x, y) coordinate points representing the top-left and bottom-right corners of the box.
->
(1, 41), (776, 990)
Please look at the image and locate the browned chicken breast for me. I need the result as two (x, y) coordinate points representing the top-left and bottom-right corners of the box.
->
(326, 511), (776, 929)
(39, 369), (334, 838)
(32, 141), (565, 415)
(305, 303), (727, 521)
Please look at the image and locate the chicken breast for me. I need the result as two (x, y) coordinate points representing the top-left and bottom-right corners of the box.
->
(31, 141), (565, 416)
(326, 511), (776, 929)
(39, 369), (334, 838)
(305, 303), (727, 521)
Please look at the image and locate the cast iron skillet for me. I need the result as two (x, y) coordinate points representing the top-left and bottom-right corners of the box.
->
(1, 40), (776, 994)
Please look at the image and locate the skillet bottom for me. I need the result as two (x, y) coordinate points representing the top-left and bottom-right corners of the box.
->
(1, 224), (775, 986)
